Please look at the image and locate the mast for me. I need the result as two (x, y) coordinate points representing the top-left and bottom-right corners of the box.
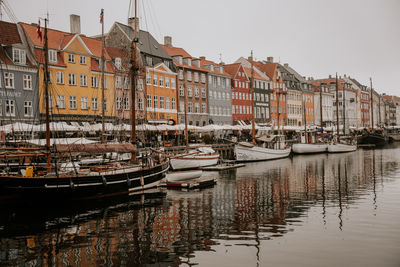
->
(319, 84), (323, 127)
(130, 0), (138, 161)
(43, 18), (51, 173)
(277, 85), (280, 136)
(303, 91), (307, 144)
(183, 66), (189, 150)
(100, 8), (105, 144)
(250, 51), (255, 145)
(343, 81), (346, 136)
(370, 78), (374, 130)
(336, 73), (340, 139)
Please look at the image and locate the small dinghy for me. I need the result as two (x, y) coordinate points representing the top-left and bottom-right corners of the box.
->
(166, 170), (203, 182)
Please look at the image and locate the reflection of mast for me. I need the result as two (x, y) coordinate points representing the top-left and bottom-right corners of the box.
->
(321, 158), (326, 225)
(372, 149), (377, 212)
(337, 159), (343, 230)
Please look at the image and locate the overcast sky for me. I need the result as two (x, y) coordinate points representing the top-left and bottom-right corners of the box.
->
(5, 0), (400, 95)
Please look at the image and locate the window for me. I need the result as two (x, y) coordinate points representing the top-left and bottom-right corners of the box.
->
(165, 77), (170, 88)
(23, 74), (32, 90)
(187, 71), (192, 81)
(5, 100), (15, 116)
(48, 50), (57, 63)
(91, 76), (98, 88)
(56, 72), (64, 84)
(102, 78), (108, 89)
(115, 76), (122, 88)
(116, 97), (122, 110)
(202, 103), (206, 113)
(0, 101), (2, 116)
(80, 56), (86, 65)
(195, 103), (200, 113)
(70, 96), (77, 109)
(146, 72), (151, 85)
(124, 77), (130, 89)
(138, 98), (144, 110)
(194, 72), (199, 82)
(195, 88), (199, 98)
(13, 48), (26, 65)
(80, 74), (87, 86)
(201, 88), (206, 98)
(171, 78), (176, 89)
(153, 74), (157, 86)
(103, 99), (107, 111)
(147, 95), (152, 108)
(47, 71), (52, 83)
(92, 98), (98, 110)
(146, 56), (153, 66)
(188, 102), (193, 113)
(57, 95), (65, 108)
(137, 79), (143, 90)
(201, 73), (206, 83)
(166, 97), (170, 109)
(179, 70), (184, 80)
(171, 97), (176, 109)
(4, 73), (14, 88)
(68, 73), (76, 85)
(81, 97), (88, 110)
(188, 87), (193, 97)
(179, 85), (184, 96)
(115, 58), (122, 69)
(160, 96), (165, 109)
(180, 102), (184, 112)
(124, 97), (130, 110)
(159, 76), (164, 87)
(68, 54), (75, 63)
(153, 95), (158, 108)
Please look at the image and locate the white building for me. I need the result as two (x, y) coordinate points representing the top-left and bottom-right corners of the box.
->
(313, 82), (334, 127)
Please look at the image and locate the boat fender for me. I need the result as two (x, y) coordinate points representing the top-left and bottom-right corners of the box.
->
(70, 181), (75, 190)
(126, 174), (131, 187)
(102, 175), (107, 187)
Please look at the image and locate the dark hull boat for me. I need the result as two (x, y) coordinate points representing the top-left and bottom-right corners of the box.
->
(0, 160), (169, 199)
(357, 134), (388, 147)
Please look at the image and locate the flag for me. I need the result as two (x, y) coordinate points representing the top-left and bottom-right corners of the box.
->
(100, 9), (104, 24)
(37, 20), (42, 42)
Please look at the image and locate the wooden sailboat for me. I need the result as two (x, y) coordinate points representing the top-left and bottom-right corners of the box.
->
(168, 66), (219, 170)
(292, 84), (327, 154)
(235, 51), (291, 162)
(327, 73), (356, 153)
(0, 7), (169, 199)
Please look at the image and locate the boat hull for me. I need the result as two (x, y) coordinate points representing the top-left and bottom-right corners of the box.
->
(292, 144), (327, 154)
(0, 161), (169, 199)
(235, 145), (291, 162)
(166, 170), (203, 182)
(327, 144), (357, 153)
(170, 154), (219, 170)
(357, 134), (387, 146)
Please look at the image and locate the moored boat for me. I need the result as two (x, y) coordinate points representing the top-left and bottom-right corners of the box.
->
(327, 143), (357, 153)
(235, 142), (291, 162)
(166, 169), (203, 182)
(169, 147), (219, 170)
(292, 143), (327, 154)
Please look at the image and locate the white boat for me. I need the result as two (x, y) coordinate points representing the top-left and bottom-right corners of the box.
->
(292, 143), (328, 154)
(235, 142), (291, 162)
(166, 170), (203, 182)
(169, 147), (219, 170)
(327, 143), (357, 153)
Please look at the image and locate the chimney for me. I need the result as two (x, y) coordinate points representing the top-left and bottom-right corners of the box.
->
(329, 75), (332, 79)
(199, 56), (206, 60)
(164, 36), (172, 47)
(70, 14), (81, 34)
(267, 57), (273, 63)
(128, 17), (139, 33)
(284, 63), (288, 67)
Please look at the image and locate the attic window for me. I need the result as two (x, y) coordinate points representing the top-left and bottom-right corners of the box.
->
(48, 50), (57, 63)
(115, 57), (122, 69)
(12, 48), (26, 65)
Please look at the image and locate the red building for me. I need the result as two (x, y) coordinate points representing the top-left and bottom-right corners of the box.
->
(224, 63), (252, 123)
(360, 89), (370, 127)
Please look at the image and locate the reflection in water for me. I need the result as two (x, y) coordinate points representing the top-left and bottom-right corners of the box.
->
(1, 146), (400, 266)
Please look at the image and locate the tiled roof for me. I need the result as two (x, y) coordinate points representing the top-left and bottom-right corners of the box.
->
(0, 48), (13, 64)
(243, 66), (266, 81)
(161, 45), (191, 58)
(223, 63), (241, 78)
(199, 57), (230, 77)
(34, 48), (66, 67)
(20, 22), (70, 50)
(0, 21), (21, 45)
(254, 62), (277, 80)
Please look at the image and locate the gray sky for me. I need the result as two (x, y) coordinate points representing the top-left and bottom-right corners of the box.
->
(5, 0), (400, 95)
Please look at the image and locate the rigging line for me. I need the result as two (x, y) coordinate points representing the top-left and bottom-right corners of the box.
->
(3, 0), (18, 23)
(148, 0), (163, 41)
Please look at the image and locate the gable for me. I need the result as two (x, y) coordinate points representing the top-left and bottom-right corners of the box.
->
(153, 62), (175, 75)
(63, 35), (92, 55)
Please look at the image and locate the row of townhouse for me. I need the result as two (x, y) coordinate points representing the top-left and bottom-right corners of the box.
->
(1, 15), (400, 128)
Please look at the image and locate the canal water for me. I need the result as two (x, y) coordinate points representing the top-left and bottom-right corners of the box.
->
(1, 145), (400, 266)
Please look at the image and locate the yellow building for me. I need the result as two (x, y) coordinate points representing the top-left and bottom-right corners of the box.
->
(21, 23), (115, 122)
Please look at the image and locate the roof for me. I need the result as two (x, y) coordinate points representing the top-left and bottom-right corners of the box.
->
(280, 64), (307, 83)
(253, 62), (278, 80)
(161, 44), (208, 72)
(20, 22), (70, 50)
(199, 57), (231, 77)
(0, 21), (21, 45)
(223, 63), (241, 78)
(115, 22), (171, 60)
(243, 66), (266, 80)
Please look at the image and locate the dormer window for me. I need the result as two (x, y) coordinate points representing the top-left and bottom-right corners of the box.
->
(48, 50), (57, 63)
(12, 48), (26, 65)
(146, 56), (153, 66)
(210, 65), (214, 72)
(184, 58), (191, 66)
(115, 57), (122, 69)
(68, 54), (75, 63)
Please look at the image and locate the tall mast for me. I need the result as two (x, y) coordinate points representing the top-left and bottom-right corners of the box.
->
(100, 8), (105, 144)
(343, 81), (346, 136)
(184, 66), (188, 150)
(319, 84), (323, 127)
(336, 73), (340, 138)
(370, 78), (374, 130)
(250, 51), (255, 145)
(277, 83), (280, 136)
(130, 0), (138, 160)
(303, 90), (307, 144)
(43, 18), (51, 173)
